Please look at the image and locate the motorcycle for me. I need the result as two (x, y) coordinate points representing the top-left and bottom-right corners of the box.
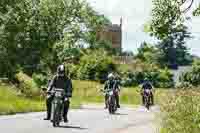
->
(143, 89), (151, 110)
(50, 88), (66, 127)
(102, 89), (118, 114)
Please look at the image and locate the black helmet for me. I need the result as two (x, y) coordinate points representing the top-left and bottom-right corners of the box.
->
(57, 64), (65, 77)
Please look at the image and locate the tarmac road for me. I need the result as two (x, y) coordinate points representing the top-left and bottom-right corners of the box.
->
(0, 105), (159, 133)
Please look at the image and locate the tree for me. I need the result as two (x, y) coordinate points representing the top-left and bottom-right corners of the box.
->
(77, 49), (115, 81)
(156, 24), (192, 68)
(147, 0), (192, 68)
(0, 0), (111, 78)
(136, 42), (158, 64)
(193, 5), (200, 16)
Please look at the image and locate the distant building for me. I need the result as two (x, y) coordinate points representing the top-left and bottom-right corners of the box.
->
(97, 18), (122, 53)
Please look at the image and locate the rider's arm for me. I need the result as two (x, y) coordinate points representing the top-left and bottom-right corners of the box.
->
(47, 76), (56, 92)
(140, 84), (144, 90)
(104, 81), (108, 91)
(149, 82), (154, 90)
(115, 81), (120, 91)
(139, 84), (144, 93)
(66, 78), (73, 97)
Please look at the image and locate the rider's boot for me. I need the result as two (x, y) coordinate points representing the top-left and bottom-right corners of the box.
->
(63, 100), (70, 123)
(104, 95), (108, 109)
(151, 94), (154, 105)
(44, 97), (52, 120)
(115, 93), (120, 108)
(142, 95), (145, 105)
(43, 115), (50, 120)
(64, 117), (68, 123)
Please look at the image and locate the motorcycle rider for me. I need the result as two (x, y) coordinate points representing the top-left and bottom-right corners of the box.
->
(104, 73), (120, 109)
(141, 78), (154, 105)
(44, 64), (73, 123)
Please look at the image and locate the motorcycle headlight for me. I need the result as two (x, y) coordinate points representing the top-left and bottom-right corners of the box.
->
(145, 89), (150, 94)
(109, 91), (113, 96)
(64, 98), (68, 101)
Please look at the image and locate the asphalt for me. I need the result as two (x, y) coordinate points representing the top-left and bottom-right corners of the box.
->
(0, 105), (159, 133)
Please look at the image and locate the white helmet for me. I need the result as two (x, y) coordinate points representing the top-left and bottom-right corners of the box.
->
(108, 73), (114, 79)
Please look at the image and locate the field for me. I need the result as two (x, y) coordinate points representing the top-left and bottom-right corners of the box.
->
(0, 80), (166, 115)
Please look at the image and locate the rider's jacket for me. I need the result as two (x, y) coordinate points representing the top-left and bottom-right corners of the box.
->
(104, 80), (119, 91)
(47, 75), (73, 97)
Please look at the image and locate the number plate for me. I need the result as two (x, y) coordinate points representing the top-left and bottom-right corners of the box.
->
(55, 91), (62, 97)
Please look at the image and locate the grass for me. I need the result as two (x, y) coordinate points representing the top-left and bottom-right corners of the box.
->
(73, 80), (142, 105)
(0, 83), (81, 115)
(73, 80), (166, 105)
(159, 89), (200, 133)
(0, 84), (45, 115)
(0, 80), (166, 115)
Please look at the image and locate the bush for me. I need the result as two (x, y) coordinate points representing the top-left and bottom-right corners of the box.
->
(65, 63), (79, 79)
(77, 50), (116, 82)
(155, 69), (174, 88)
(120, 62), (174, 88)
(179, 60), (200, 86)
(15, 72), (40, 97)
(175, 82), (193, 89)
(32, 73), (48, 87)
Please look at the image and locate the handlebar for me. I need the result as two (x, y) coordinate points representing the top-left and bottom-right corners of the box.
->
(99, 89), (119, 94)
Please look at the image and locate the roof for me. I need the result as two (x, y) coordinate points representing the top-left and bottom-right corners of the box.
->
(107, 24), (121, 31)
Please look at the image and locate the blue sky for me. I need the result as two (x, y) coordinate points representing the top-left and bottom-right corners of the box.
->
(87, 0), (200, 56)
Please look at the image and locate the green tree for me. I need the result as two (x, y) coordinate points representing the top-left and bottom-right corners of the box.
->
(0, 0), (111, 79)
(156, 24), (192, 67)
(193, 4), (200, 16)
(147, 0), (192, 68)
(136, 42), (157, 63)
(77, 50), (115, 81)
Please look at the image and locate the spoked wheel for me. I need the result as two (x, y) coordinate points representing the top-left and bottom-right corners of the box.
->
(108, 96), (117, 114)
(52, 104), (61, 127)
(108, 101), (113, 114)
(145, 96), (150, 110)
(108, 106), (113, 114)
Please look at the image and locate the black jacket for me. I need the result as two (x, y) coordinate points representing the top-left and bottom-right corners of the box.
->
(104, 80), (119, 91)
(47, 75), (73, 97)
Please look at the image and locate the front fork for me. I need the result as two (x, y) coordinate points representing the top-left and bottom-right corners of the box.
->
(51, 99), (63, 121)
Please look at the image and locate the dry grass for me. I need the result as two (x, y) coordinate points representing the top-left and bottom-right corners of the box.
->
(159, 89), (200, 133)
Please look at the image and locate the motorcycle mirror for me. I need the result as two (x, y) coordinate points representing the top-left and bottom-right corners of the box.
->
(41, 87), (47, 91)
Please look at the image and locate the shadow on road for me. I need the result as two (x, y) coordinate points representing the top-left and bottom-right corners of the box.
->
(113, 113), (128, 116)
(59, 125), (88, 130)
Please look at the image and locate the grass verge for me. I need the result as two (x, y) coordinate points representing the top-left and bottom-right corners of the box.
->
(73, 80), (165, 105)
(0, 83), (81, 115)
(159, 89), (200, 133)
(0, 84), (45, 115)
(0, 80), (166, 115)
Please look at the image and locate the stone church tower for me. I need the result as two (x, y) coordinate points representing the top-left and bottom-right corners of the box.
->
(97, 18), (122, 53)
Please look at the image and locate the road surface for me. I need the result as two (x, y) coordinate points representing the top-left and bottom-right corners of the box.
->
(0, 105), (159, 133)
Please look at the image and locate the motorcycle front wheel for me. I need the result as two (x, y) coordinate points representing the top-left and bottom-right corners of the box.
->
(145, 96), (150, 110)
(52, 103), (61, 127)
